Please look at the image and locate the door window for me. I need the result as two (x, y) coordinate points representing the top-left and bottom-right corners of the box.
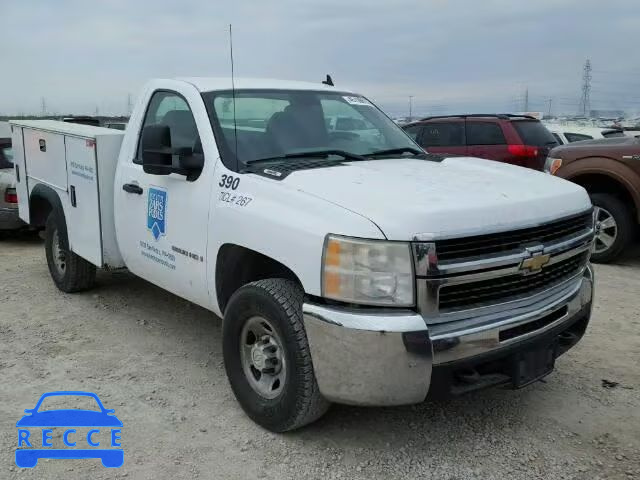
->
(466, 122), (506, 145)
(136, 91), (202, 174)
(419, 122), (465, 147)
(403, 125), (421, 141)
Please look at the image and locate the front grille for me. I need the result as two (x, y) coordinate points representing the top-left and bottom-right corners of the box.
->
(435, 211), (592, 262)
(438, 252), (588, 312)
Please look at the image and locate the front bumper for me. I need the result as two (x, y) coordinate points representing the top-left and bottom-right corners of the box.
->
(0, 206), (25, 230)
(303, 265), (594, 406)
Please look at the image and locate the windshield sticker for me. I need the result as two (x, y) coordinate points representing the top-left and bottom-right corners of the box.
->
(342, 96), (372, 106)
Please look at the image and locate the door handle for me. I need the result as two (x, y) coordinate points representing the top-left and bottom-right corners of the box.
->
(122, 183), (143, 195)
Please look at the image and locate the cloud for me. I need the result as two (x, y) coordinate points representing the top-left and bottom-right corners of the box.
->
(1, 0), (638, 116)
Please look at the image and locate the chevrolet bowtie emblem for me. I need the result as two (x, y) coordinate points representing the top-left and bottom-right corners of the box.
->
(520, 253), (551, 273)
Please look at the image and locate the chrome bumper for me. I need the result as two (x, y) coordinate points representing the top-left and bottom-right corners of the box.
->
(303, 265), (594, 406)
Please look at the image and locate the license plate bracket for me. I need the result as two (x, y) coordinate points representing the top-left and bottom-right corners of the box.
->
(511, 341), (557, 388)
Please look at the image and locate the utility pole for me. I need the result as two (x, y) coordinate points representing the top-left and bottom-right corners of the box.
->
(579, 59), (592, 116)
(40, 97), (47, 117)
(94, 106), (99, 117)
(126, 93), (133, 116)
(523, 87), (529, 112)
(408, 96), (414, 122)
(547, 97), (553, 117)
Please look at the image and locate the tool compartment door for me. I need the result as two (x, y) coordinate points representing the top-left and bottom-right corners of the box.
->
(65, 136), (102, 266)
(10, 126), (30, 222)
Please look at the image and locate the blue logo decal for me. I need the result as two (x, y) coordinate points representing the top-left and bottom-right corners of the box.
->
(15, 391), (123, 468)
(147, 187), (167, 241)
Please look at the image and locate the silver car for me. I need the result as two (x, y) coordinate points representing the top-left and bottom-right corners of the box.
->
(0, 137), (25, 230)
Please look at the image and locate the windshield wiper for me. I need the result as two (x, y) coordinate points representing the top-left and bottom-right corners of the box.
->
(364, 147), (424, 157)
(248, 149), (365, 164)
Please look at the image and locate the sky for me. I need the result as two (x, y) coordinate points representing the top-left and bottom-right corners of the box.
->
(1, 0), (639, 117)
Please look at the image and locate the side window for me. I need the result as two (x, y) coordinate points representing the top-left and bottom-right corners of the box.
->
(466, 122), (506, 145)
(136, 91), (201, 166)
(419, 122), (465, 147)
(403, 125), (421, 141)
(565, 133), (592, 143)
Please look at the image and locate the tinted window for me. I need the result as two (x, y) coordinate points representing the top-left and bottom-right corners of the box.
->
(512, 120), (557, 146)
(136, 91), (202, 168)
(552, 133), (564, 144)
(0, 146), (13, 168)
(565, 133), (592, 143)
(466, 122), (506, 145)
(419, 122), (465, 147)
(602, 130), (625, 138)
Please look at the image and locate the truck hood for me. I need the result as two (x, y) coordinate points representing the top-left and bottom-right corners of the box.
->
(282, 156), (591, 240)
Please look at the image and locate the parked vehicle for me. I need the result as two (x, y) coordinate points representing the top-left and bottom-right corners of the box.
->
(0, 137), (25, 231)
(545, 136), (640, 262)
(12, 78), (595, 432)
(403, 114), (558, 170)
(545, 125), (625, 144)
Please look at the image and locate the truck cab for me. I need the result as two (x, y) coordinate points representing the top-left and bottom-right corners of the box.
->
(11, 78), (595, 432)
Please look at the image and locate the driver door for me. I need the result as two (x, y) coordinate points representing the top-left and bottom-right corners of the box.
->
(114, 90), (212, 307)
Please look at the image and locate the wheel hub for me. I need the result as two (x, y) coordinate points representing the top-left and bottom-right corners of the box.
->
(593, 206), (617, 254)
(240, 317), (286, 399)
(51, 228), (67, 274)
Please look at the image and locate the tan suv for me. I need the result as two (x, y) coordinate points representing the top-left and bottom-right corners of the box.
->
(546, 136), (640, 262)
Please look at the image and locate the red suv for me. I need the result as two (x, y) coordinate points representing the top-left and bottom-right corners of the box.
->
(403, 114), (559, 170)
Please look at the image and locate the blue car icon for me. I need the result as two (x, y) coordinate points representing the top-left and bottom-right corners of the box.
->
(16, 391), (123, 468)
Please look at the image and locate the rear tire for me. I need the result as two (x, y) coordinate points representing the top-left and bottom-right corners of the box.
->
(222, 279), (329, 432)
(590, 193), (634, 263)
(45, 210), (96, 292)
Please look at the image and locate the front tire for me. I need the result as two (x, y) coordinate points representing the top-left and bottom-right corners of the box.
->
(45, 210), (96, 292)
(222, 279), (329, 432)
(590, 193), (634, 263)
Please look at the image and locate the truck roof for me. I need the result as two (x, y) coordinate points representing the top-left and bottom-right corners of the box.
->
(177, 77), (353, 93)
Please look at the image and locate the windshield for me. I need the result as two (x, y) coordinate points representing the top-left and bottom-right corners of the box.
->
(202, 89), (420, 166)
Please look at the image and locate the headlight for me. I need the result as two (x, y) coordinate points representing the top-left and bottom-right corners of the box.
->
(322, 235), (414, 306)
(544, 157), (563, 175)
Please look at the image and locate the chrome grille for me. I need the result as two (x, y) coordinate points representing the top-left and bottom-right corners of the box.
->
(414, 209), (594, 320)
(438, 251), (589, 312)
(435, 211), (593, 262)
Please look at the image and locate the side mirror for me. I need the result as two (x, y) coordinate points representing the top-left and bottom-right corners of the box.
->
(142, 125), (174, 175)
(141, 125), (204, 179)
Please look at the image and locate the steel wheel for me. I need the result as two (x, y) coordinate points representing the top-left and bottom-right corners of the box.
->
(51, 227), (67, 275)
(593, 206), (618, 255)
(240, 316), (286, 399)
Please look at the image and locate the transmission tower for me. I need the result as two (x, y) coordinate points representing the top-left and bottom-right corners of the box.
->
(40, 97), (47, 117)
(523, 87), (529, 111)
(579, 59), (592, 116)
(126, 94), (133, 115)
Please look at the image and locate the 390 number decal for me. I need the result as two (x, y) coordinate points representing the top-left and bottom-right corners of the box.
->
(219, 174), (240, 190)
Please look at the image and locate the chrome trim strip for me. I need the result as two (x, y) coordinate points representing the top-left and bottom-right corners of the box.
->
(414, 228), (594, 277)
(419, 269), (585, 324)
(429, 266), (593, 364)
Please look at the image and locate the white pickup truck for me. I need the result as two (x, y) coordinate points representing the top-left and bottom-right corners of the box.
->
(11, 78), (595, 432)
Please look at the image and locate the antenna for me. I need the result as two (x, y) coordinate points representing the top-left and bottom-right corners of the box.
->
(229, 24), (239, 172)
(322, 74), (334, 86)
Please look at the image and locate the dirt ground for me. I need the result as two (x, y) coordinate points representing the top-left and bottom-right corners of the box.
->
(0, 235), (638, 480)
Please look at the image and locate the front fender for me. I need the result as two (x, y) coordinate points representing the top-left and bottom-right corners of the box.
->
(560, 157), (640, 221)
(206, 170), (384, 316)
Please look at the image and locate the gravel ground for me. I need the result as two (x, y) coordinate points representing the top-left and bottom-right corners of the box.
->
(0, 235), (638, 480)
